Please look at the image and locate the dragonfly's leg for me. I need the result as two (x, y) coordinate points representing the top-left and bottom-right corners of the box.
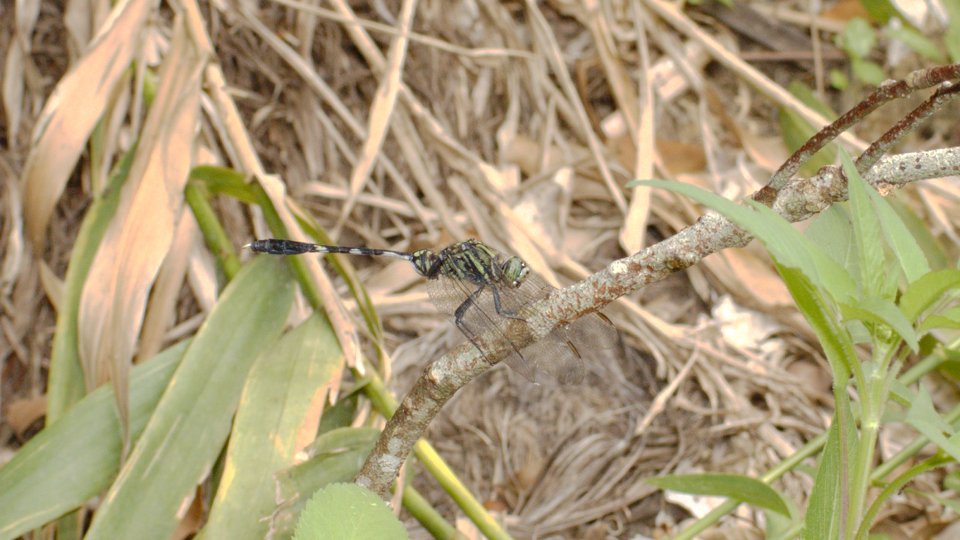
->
(491, 286), (523, 320)
(453, 285), (486, 353)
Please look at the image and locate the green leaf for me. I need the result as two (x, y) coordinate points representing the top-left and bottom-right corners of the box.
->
(0, 341), (187, 540)
(905, 387), (960, 462)
(83, 256), (295, 540)
(201, 314), (344, 539)
(863, 189), (931, 284)
(805, 205), (857, 274)
(271, 427), (380, 538)
(840, 18), (877, 58)
(647, 473), (791, 516)
(886, 26), (946, 62)
(899, 269), (960, 322)
(858, 0), (898, 25)
(804, 416), (844, 540)
(852, 59), (886, 85)
(839, 297), (918, 352)
(189, 165), (260, 204)
(844, 153), (889, 299)
(946, 0), (960, 62)
(777, 265), (855, 379)
(635, 179), (857, 303)
(829, 69), (849, 90)
(293, 483), (408, 540)
(919, 310), (960, 333)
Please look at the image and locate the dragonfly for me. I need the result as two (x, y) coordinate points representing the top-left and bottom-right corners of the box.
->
(246, 238), (617, 383)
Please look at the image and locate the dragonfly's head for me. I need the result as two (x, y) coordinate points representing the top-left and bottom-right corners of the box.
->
(501, 256), (529, 288)
(411, 249), (440, 277)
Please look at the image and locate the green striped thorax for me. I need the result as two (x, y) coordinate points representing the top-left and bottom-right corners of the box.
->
(410, 241), (529, 289)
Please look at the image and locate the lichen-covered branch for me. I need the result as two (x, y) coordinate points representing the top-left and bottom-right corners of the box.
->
(355, 146), (960, 501)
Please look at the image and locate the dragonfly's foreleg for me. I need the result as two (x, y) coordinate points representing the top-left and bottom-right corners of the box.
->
(491, 286), (523, 320)
(453, 285), (486, 353)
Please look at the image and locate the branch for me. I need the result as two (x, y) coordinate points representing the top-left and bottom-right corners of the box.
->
(355, 145), (960, 500)
(355, 63), (960, 501)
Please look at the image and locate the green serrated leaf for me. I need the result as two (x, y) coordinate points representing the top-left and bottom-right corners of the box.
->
(293, 483), (408, 540)
(647, 473), (791, 516)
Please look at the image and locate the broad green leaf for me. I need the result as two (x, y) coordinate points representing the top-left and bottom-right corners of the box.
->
(840, 18), (876, 58)
(201, 314), (344, 539)
(805, 205), (857, 275)
(83, 256), (294, 540)
(905, 387), (960, 462)
(646, 473), (790, 516)
(292, 483), (407, 540)
(839, 297), (918, 352)
(899, 270), (960, 321)
(0, 341), (187, 540)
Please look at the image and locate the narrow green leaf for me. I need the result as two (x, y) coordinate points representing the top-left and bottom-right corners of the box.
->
(905, 387), (960, 462)
(919, 311), (960, 333)
(646, 473), (791, 516)
(635, 179), (856, 302)
(83, 256), (294, 540)
(201, 314), (344, 539)
(899, 269), (960, 321)
(0, 341), (187, 540)
(839, 297), (919, 352)
(777, 266), (854, 379)
(843, 153), (889, 299)
(804, 417), (843, 540)
(886, 26), (946, 62)
(862, 184), (931, 284)
(189, 165), (260, 204)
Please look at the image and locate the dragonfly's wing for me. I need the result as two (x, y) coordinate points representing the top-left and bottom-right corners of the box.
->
(424, 257), (618, 385)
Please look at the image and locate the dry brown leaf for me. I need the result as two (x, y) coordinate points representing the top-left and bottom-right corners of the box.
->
(20, 0), (155, 251)
(77, 18), (205, 432)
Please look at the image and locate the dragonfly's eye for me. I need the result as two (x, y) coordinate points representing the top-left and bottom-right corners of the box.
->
(502, 256), (529, 287)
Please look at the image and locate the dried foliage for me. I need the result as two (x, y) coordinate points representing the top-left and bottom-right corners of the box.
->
(2, 0), (960, 538)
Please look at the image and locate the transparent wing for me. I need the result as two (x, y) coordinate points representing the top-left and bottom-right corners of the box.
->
(423, 255), (618, 385)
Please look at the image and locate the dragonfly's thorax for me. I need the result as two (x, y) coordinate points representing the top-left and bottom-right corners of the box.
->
(411, 249), (441, 278)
